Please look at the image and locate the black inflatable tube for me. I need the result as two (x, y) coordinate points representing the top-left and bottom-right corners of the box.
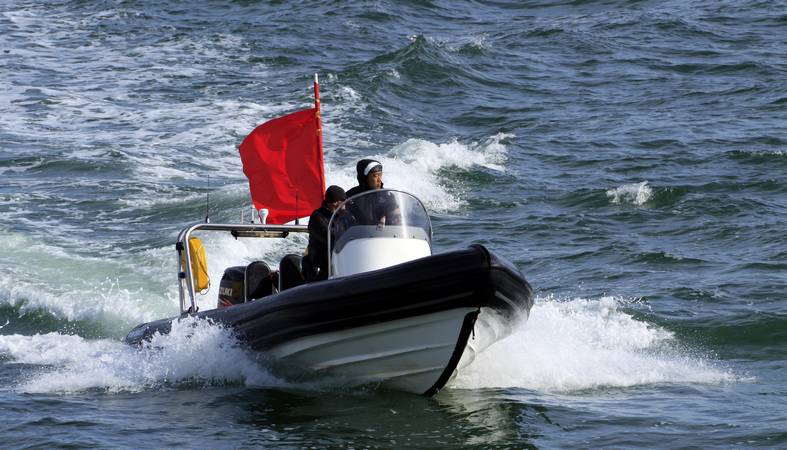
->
(125, 245), (533, 370)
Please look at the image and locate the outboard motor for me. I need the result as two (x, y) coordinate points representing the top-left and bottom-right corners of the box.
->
(218, 262), (277, 308)
(278, 254), (305, 291)
(218, 266), (245, 308)
(246, 261), (276, 299)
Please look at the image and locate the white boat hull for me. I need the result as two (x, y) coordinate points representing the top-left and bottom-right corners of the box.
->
(268, 306), (510, 394)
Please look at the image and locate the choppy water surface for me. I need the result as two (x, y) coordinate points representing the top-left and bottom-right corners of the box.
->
(1, 0), (785, 448)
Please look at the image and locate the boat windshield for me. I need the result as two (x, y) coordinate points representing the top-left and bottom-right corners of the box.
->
(328, 190), (432, 274)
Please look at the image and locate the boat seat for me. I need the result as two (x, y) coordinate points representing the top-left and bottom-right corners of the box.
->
(245, 261), (275, 300)
(279, 254), (305, 291)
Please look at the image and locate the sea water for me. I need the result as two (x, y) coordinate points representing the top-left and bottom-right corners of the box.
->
(1, 1), (785, 448)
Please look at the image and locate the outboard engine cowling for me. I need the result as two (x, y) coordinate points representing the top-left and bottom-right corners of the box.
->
(218, 262), (278, 308)
(218, 266), (245, 308)
(246, 261), (275, 300)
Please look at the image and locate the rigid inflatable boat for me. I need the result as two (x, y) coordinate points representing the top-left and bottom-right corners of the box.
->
(125, 189), (532, 395)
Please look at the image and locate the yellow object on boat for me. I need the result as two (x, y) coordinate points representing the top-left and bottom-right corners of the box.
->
(182, 237), (209, 294)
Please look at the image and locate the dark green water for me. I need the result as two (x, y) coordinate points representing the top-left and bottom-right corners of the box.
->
(1, 0), (785, 448)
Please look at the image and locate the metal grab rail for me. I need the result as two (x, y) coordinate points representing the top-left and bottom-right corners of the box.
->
(175, 222), (308, 315)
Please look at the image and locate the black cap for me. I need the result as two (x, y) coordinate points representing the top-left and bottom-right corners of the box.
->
(325, 185), (347, 203)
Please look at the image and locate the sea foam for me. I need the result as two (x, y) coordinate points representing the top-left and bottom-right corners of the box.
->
(3, 296), (738, 395)
(606, 181), (653, 206)
(325, 132), (512, 213)
(4, 317), (284, 394)
(451, 296), (737, 393)
(0, 229), (178, 333)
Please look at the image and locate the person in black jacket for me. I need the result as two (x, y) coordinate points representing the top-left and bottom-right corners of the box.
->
(345, 159), (399, 225)
(302, 185), (348, 282)
(346, 159), (384, 198)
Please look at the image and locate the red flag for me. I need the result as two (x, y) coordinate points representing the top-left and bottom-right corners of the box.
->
(239, 107), (325, 224)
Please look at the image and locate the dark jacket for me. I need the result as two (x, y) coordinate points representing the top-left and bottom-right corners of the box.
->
(345, 184), (371, 198)
(346, 159), (394, 224)
(346, 191), (399, 225)
(304, 205), (332, 281)
(304, 204), (354, 281)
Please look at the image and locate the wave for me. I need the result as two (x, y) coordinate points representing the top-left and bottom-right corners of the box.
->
(362, 34), (464, 85)
(0, 229), (177, 336)
(603, 181), (694, 209)
(0, 156), (45, 176)
(0, 226), (319, 338)
(3, 296), (740, 396)
(326, 133), (512, 213)
(339, 33), (498, 105)
(674, 312), (787, 348)
(451, 296), (737, 392)
(606, 181), (653, 206)
(556, 183), (688, 209)
(0, 303), (107, 339)
(3, 318), (286, 394)
(633, 251), (709, 266)
(726, 149), (787, 164)
(648, 60), (771, 76)
(118, 143), (503, 220)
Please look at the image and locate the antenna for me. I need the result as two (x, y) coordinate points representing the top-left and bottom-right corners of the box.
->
(295, 190), (300, 225)
(205, 175), (211, 223)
